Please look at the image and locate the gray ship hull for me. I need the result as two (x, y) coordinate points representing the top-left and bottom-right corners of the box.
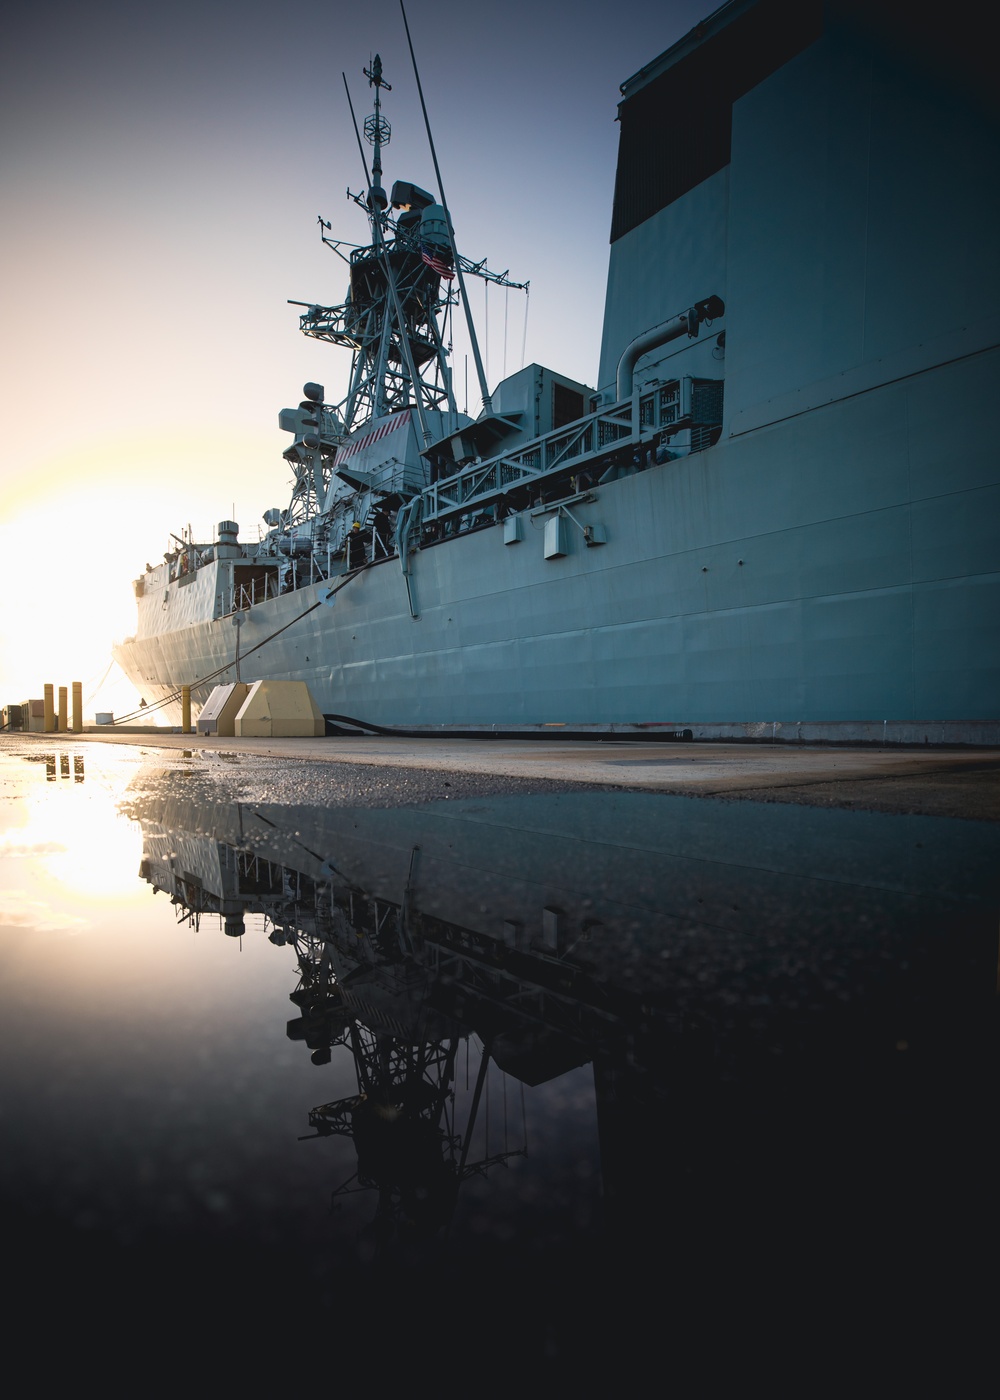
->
(114, 340), (1000, 734)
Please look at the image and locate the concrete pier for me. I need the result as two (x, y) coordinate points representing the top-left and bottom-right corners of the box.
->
(43, 728), (1000, 821)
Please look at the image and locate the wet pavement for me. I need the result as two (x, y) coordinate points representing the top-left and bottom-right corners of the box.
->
(58, 726), (1000, 817)
(1, 733), (996, 1385)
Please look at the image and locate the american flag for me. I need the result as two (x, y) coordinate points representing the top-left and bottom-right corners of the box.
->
(421, 243), (454, 280)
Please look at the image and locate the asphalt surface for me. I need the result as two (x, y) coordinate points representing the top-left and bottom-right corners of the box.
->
(2, 728), (995, 1387)
(28, 729), (1000, 820)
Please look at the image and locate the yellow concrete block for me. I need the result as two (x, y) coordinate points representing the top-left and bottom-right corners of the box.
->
(198, 683), (250, 737)
(234, 680), (325, 738)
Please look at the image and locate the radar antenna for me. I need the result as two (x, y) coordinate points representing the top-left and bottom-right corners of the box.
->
(293, 46), (526, 443)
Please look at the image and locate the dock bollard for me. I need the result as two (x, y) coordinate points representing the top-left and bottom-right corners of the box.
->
(181, 685), (192, 734)
(72, 682), (82, 734)
(58, 686), (68, 733)
(43, 684), (55, 733)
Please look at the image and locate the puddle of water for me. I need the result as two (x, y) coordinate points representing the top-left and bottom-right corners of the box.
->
(1, 737), (996, 1383)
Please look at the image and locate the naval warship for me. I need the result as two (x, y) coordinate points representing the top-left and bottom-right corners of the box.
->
(112, 0), (999, 741)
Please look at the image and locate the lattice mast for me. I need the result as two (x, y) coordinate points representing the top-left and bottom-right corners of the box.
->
(294, 56), (526, 441)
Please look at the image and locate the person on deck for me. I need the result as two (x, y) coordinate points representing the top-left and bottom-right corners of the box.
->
(372, 507), (393, 559)
(347, 521), (367, 570)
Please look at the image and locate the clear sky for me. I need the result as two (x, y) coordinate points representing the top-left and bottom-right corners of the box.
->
(1, 0), (712, 718)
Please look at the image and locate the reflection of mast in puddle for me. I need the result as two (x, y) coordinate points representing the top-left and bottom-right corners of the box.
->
(141, 813), (527, 1238)
(282, 847), (526, 1239)
(303, 1018), (523, 1240)
(133, 784), (999, 1259)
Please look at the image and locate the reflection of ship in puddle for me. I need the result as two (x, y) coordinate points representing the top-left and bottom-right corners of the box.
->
(132, 785), (998, 1257)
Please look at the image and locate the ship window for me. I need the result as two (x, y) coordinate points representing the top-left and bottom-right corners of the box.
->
(552, 381), (585, 429)
(610, 0), (822, 241)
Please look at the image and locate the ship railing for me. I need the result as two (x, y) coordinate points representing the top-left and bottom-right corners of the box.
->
(219, 551), (338, 616)
(420, 401), (636, 523)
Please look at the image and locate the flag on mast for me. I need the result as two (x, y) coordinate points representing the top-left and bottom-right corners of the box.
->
(421, 243), (454, 280)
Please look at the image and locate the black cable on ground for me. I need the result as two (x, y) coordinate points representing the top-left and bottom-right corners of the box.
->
(323, 713), (694, 742)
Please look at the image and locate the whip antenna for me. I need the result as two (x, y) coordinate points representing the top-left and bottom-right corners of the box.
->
(399, 0), (493, 414)
(342, 72), (374, 190)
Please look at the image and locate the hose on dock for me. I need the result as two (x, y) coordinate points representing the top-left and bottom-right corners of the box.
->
(322, 714), (695, 742)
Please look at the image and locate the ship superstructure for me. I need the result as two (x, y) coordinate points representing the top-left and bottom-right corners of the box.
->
(113, 1), (999, 740)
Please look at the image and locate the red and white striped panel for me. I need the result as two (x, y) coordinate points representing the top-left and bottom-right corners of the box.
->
(334, 410), (412, 468)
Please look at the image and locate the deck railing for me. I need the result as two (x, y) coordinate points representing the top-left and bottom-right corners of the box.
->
(420, 400), (636, 524)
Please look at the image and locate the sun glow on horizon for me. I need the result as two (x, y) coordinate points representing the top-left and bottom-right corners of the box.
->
(0, 429), (282, 715)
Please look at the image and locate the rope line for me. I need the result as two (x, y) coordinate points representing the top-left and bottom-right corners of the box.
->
(112, 565), (367, 725)
(503, 285), (509, 381)
(83, 659), (114, 709)
(520, 284), (529, 371)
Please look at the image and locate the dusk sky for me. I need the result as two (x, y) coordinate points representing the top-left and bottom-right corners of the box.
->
(1, 0), (712, 714)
